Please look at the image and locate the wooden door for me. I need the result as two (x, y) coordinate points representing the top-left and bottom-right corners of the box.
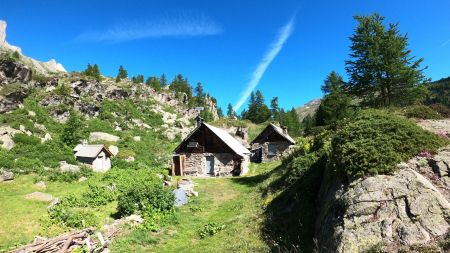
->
(205, 156), (215, 175)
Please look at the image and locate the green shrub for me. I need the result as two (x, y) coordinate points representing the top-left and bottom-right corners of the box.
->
(11, 139), (76, 168)
(48, 203), (99, 228)
(141, 207), (175, 231)
(81, 184), (116, 206)
(117, 180), (174, 216)
(332, 110), (447, 177)
(39, 166), (93, 182)
(429, 103), (450, 118)
(13, 133), (40, 146)
(13, 157), (43, 174)
(402, 104), (443, 119)
(198, 222), (226, 238)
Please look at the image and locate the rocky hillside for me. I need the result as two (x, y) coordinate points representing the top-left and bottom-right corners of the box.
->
(0, 23), (219, 171)
(295, 98), (321, 121)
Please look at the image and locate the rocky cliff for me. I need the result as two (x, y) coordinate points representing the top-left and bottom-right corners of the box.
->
(0, 20), (66, 74)
(315, 120), (450, 253)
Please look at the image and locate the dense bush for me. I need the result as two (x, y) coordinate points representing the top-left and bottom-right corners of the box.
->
(39, 167), (93, 182)
(402, 104), (443, 119)
(331, 110), (447, 177)
(117, 180), (174, 216)
(48, 203), (99, 228)
(429, 103), (450, 118)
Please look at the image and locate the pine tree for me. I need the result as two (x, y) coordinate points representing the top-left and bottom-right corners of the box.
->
(160, 74), (167, 88)
(116, 65), (128, 82)
(62, 111), (84, 147)
(194, 82), (206, 106)
(321, 71), (344, 94)
(92, 64), (102, 81)
(227, 103), (236, 118)
(244, 90), (271, 124)
(146, 77), (161, 91)
(217, 107), (224, 118)
(270, 97), (280, 120)
(345, 13), (428, 106)
(84, 64), (93, 76)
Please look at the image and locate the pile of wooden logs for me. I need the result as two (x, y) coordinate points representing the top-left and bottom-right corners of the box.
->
(12, 228), (108, 253)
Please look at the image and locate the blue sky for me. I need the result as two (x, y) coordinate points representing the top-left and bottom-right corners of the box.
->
(1, 0), (450, 112)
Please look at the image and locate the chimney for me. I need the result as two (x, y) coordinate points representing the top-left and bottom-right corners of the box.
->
(195, 116), (204, 127)
(281, 126), (288, 135)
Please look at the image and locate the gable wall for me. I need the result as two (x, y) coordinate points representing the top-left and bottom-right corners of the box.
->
(251, 141), (292, 162)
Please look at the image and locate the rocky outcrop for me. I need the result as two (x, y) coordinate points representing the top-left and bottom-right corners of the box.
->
(417, 119), (450, 137)
(0, 20), (66, 74)
(0, 169), (14, 182)
(0, 60), (32, 84)
(0, 20), (22, 54)
(0, 125), (20, 150)
(296, 98), (321, 121)
(316, 151), (450, 253)
(89, 132), (120, 143)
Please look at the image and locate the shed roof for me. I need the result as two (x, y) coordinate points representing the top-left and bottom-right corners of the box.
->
(74, 144), (112, 158)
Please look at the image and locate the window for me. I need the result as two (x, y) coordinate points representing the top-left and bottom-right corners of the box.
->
(187, 141), (199, 148)
(268, 143), (278, 156)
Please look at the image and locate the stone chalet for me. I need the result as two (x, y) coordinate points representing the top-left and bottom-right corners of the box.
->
(250, 123), (296, 163)
(172, 117), (251, 177)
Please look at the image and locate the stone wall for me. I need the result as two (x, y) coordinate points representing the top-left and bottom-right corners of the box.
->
(182, 153), (235, 176)
(252, 141), (292, 162)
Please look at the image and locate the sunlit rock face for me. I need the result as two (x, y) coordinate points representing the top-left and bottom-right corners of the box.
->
(0, 20), (66, 74)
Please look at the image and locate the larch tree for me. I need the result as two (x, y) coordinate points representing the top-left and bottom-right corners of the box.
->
(345, 13), (428, 107)
(116, 65), (128, 82)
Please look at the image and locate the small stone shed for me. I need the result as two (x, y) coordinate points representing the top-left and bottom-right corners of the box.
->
(73, 144), (112, 172)
(172, 118), (251, 177)
(250, 123), (296, 163)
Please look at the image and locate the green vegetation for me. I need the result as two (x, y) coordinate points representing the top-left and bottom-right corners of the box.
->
(111, 173), (272, 252)
(402, 104), (443, 119)
(0, 174), (104, 250)
(427, 76), (450, 106)
(346, 13), (428, 107)
(116, 65), (128, 82)
(83, 63), (102, 81)
(238, 90), (302, 136)
(132, 74), (144, 84)
(332, 110), (447, 177)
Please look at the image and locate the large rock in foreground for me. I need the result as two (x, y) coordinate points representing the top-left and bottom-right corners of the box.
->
(316, 167), (450, 252)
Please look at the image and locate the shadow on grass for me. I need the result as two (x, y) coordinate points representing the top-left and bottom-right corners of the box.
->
(232, 157), (326, 253)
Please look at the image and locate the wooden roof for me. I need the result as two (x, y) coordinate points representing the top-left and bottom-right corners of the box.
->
(250, 123), (296, 145)
(174, 122), (250, 157)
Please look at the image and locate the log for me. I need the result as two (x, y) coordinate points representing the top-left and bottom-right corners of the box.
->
(13, 228), (95, 253)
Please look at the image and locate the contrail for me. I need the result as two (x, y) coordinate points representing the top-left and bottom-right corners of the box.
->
(233, 16), (295, 111)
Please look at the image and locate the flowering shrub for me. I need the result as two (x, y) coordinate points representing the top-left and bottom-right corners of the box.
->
(418, 151), (433, 159)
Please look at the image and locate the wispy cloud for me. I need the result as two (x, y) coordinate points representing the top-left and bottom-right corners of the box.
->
(75, 12), (223, 42)
(233, 16), (295, 111)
